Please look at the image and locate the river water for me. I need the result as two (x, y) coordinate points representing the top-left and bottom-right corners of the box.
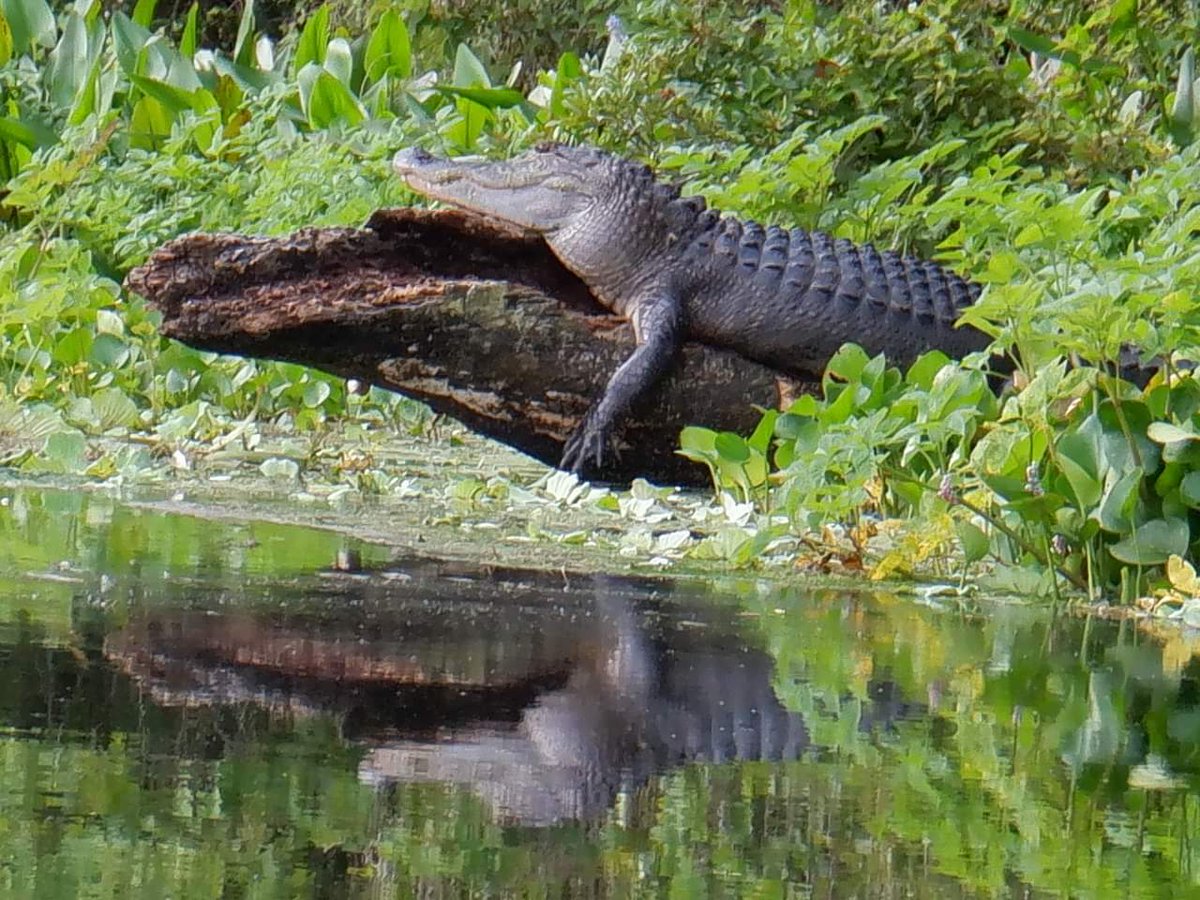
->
(1, 485), (1197, 897)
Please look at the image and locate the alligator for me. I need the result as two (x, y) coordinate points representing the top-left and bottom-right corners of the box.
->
(393, 143), (997, 474)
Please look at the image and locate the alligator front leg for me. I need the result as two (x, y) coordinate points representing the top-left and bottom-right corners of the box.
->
(561, 292), (685, 475)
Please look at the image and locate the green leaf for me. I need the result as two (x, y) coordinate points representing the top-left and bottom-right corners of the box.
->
(826, 344), (869, 383)
(131, 0), (156, 28)
(232, 0), (255, 67)
(129, 74), (198, 114)
(1096, 467), (1144, 534)
(747, 410), (778, 455)
(1148, 420), (1200, 445)
(955, 520), (990, 564)
(364, 9), (410, 83)
(111, 12), (151, 76)
(0, 115), (38, 149)
(0, 11), (13, 66)
(302, 380), (331, 408)
(294, 4), (330, 74)
(714, 431), (751, 464)
(453, 42), (491, 88)
(1055, 429), (1102, 508)
(1180, 471), (1200, 508)
(550, 51), (582, 118)
(179, 1), (198, 58)
(1108, 517), (1190, 566)
(679, 425), (717, 454)
(434, 84), (525, 109)
(1, 0), (56, 55)
(445, 97), (490, 149)
(129, 94), (172, 149)
(323, 36), (353, 86)
(1007, 27), (1057, 58)
(298, 64), (365, 128)
(905, 351), (950, 390)
(93, 387), (139, 430)
(43, 431), (88, 473)
(1171, 47), (1195, 142)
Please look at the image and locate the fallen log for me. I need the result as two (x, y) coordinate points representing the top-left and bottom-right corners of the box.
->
(126, 208), (796, 485)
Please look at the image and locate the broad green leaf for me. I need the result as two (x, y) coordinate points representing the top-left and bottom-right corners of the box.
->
(129, 94), (172, 149)
(131, 0), (156, 27)
(453, 42), (491, 88)
(0, 11), (12, 66)
(233, 0), (255, 67)
(0, 115), (38, 148)
(1, 0), (55, 54)
(434, 84), (525, 109)
(714, 432), (751, 464)
(1096, 467), (1144, 534)
(1007, 27), (1057, 58)
(129, 74), (198, 114)
(748, 410), (778, 455)
(1171, 47), (1195, 136)
(92, 387), (139, 430)
(303, 380), (331, 408)
(1180, 471), (1200, 508)
(43, 431), (87, 473)
(323, 36), (353, 86)
(1147, 421), (1199, 444)
(905, 351), (950, 390)
(550, 51), (582, 118)
(179, 1), (198, 58)
(111, 12), (151, 76)
(211, 54), (275, 93)
(46, 12), (90, 108)
(1108, 517), (1190, 566)
(294, 4), (330, 74)
(445, 96), (490, 149)
(364, 9), (410, 82)
(955, 520), (990, 564)
(678, 426), (717, 455)
(826, 343), (869, 383)
(298, 64), (365, 128)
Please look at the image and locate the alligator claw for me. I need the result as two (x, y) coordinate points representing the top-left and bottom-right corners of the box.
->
(560, 414), (613, 475)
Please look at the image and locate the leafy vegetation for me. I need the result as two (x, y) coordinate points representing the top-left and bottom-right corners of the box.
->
(1, 0), (1199, 600)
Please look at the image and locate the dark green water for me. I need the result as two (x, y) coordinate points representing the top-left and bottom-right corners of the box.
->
(1, 485), (1199, 898)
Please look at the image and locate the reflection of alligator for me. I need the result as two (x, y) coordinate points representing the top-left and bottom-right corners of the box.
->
(394, 144), (996, 471)
(361, 593), (810, 824)
(104, 566), (812, 825)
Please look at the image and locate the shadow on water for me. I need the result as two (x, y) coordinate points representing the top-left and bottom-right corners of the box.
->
(3, 485), (1200, 897)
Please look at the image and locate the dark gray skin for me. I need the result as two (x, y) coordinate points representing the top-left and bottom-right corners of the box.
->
(393, 143), (994, 474)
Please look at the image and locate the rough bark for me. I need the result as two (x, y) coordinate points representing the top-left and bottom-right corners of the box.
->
(127, 208), (796, 485)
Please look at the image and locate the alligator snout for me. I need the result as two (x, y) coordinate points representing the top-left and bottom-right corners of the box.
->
(393, 147), (435, 173)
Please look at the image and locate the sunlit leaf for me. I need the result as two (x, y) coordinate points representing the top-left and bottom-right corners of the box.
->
(1, 0), (55, 54)
(1109, 517), (1189, 565)
(294, 3), (330, 74)
(364, 9), (411, 83)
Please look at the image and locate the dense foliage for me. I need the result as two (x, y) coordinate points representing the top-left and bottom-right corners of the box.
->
(1, 0), (1199, 600)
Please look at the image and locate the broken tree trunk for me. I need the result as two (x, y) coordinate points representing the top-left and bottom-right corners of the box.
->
(127, 208), (797, 486)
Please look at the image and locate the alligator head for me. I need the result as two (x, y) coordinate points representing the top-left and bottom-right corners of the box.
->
(393, 144), (692, 296)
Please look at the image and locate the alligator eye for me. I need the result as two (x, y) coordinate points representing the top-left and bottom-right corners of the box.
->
(534, 141), (560, 153)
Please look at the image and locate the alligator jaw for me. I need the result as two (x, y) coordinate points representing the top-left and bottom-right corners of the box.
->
(393, 147), (590, 236)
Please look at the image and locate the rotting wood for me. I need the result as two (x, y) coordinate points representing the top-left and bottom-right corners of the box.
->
(126, 208), (799, 485)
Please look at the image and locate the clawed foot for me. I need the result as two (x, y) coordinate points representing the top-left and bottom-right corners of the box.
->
(560, 413), (615, 475)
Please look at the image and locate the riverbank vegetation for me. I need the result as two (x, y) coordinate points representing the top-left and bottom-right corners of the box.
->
(1, 0), (1198, 603)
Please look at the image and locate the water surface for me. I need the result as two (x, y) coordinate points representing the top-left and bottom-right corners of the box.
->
(1, 485), (1198, 897)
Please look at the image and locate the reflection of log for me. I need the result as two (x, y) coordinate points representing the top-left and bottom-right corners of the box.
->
(126, 208), (791, 485)
(102, 566), (812, 825)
